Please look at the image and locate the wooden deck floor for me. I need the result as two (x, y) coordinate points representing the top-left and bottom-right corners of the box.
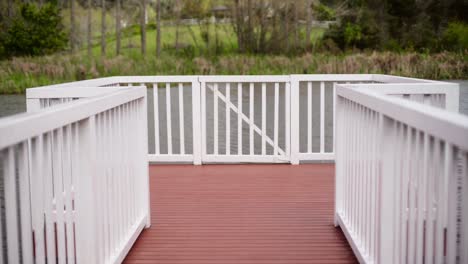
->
(124, 164), (357, 264)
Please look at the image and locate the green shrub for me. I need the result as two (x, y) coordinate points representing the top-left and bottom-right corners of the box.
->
(344, 23), (362, 46)
(1, 3), (68, 58)
(312, 3), (335, 21)
(324, 9), (380, 50)
(442, 22), (468, 51)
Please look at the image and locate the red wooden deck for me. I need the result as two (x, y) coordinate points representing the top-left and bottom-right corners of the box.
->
(124, 164), (357, 264)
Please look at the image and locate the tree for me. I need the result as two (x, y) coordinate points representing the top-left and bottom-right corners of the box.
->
(87, 0), (92, 57)
(101, 0), (106, 56)
(70, 0), (76, 52)
(7, 0), (13, 18)
(116, 0), (121, 55)
(2, 3), (68, 57)
(230, 0), (304, 54)
(293, 1), (299, 50)
(156, 0), (161, 56)
(140, 0), (146, 54)
(306, 0), (313, 48)
(174, 0), (182, 50)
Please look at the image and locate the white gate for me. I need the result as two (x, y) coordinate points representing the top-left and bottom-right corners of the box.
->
(200, 76), (291, 163)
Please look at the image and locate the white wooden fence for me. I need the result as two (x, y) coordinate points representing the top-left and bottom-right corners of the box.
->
(26, 75), (459, 165)
(2, 74), (464, 264)
(335, 85), (468, 264)
(0, 87), (150, 264)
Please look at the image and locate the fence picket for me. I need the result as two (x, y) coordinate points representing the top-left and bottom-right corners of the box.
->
(179, 83), (185, 154)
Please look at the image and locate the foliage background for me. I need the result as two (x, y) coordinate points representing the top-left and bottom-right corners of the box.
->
(0, 0), (467, 94)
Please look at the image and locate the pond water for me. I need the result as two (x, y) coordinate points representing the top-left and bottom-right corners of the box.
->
(0, 80), (467, 155)
(0, 94), (26, 118)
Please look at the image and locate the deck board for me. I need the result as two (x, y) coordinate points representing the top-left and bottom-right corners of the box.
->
(124, 164), (357, 264)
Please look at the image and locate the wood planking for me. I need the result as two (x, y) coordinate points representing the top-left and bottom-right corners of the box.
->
(124, 164), (357, 264)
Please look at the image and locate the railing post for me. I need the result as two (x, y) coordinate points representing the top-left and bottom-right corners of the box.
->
(334, 95), (342, 227)
(75, 116), (98, 264)
(378, 115), (397, 264)
(141, 95), (151, 227)
(26, 98), (41, 113)
(193, 78), (202, 165)
(290, 76), (300, 165)
(446, 83), (460, 113)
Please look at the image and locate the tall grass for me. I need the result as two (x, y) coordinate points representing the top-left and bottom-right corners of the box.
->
(1, 51), (466, 94)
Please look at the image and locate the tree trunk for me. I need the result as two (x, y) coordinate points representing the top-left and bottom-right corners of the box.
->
(116, 0), (121, 55)
(214, 18), (219, 55)
(306, 0), (312, 48)
(175, 22), (180, 50)
(174, 0), (180, 51)
(234, 0), (243, 52)
(70, 0), (76, 52)
(7, 0), (12, 19)
(156, 0), (161, 57)
(141, 0), (147, 55)
(101, 0), (107, 56)
(285, 2), (290, 53)
(293, 2), (299, 51)
(247, 0), (253, 52)
(258, 0), (267, 52)
(87, 0), (92, 57)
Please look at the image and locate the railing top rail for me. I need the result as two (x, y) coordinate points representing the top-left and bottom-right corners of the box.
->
(199, 75), (291, 82)
(341, 82), (459, 93)
(336, 84), (468, 150)
(371, 74), (450, 84)
(342, 82), (460, 112)
(26, 75), (449, 93)
(26, 86), (130, 98)
(291, 74), (374, 81)
(28, 76), (120, 90)
(117, 75), (200, 83)
(0, 86), (146, 149)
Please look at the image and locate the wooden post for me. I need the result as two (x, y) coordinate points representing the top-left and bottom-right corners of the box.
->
(193, 78), (202, 165)
(290, 76), (300, 164)
(74, 117), (98, 264)
(378, 115), (396, 264)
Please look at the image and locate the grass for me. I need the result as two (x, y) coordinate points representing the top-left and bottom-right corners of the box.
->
(86, 24), (325, 58)
(1, 49), (466, 94)
(0, 22), (467, 94)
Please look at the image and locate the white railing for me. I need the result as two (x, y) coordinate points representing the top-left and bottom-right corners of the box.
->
(0, 87), (150, 264)
(6, 74), (464, 264)
(25, 75), (459, 165)
(290, 74), (377, 163)
(344, 82), (459, 112)
(334, 85), (468, 264)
